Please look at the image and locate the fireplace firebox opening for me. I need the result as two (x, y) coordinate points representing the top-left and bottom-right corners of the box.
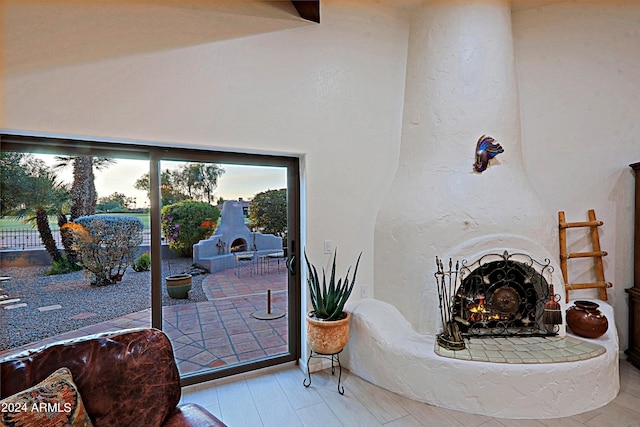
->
(230, 238), (248, 253)
(436, 251), (560, 350)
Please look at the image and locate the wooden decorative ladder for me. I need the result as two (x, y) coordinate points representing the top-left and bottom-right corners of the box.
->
(558, 209), (612, 302)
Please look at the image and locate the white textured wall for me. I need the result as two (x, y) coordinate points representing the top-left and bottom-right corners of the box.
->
(374, 0), (560, 336)
(2, 0), (639, 355)
(514, 1), (640, 353)
(1, 1), (408, 352)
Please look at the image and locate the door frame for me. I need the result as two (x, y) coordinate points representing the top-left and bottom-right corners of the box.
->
(1, 132), (301, 386)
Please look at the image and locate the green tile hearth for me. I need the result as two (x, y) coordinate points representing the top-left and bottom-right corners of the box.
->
(435, 335), (605, 364)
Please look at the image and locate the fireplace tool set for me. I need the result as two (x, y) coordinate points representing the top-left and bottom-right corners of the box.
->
(435, 252), (562, 351)
(435, 257), (465, 351)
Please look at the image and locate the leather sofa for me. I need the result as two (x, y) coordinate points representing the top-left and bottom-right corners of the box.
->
(0, 328), (226, 427)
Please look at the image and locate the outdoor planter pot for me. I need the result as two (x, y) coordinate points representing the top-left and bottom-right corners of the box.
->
(165, 274), (192, 299)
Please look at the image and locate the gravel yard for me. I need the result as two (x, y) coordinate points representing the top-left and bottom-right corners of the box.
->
(0, 258), (208, 351)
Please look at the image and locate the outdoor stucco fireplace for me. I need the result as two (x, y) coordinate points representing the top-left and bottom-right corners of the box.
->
(193, 200), (282, 273)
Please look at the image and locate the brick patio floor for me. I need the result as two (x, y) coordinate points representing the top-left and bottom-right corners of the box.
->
(0, 264), (289, 376)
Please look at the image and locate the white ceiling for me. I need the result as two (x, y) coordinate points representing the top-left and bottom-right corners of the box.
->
(4, 0), (636, 74)
(3, 1), (309, 74)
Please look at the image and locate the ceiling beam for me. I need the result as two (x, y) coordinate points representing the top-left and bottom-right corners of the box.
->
(291, 1), (320, 23)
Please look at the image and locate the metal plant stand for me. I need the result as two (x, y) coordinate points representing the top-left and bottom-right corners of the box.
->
(303, 350), (344, 395)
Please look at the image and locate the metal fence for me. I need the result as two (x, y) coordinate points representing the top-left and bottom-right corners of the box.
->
(0, 229), (152, 250)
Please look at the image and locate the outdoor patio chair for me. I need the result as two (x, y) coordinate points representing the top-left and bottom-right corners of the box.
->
(234, 251), (255, 276)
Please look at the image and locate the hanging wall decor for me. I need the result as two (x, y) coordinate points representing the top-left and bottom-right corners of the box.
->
(473, 135), (504, 173)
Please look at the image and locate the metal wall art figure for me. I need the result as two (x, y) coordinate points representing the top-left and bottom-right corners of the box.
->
(473, 135), (504, 173)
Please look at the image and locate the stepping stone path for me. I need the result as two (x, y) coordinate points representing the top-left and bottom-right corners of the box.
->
(5, 303), (27, 310)
(38, 305), (63, 312)
(70, 312), (97, 320)
(1, 297), (26, 310)
(0, 282), (6, 305)
(1, 279), (64, 312)
(0, 277), (28, 310)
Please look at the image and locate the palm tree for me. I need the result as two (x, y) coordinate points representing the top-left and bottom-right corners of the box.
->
(57, 208), (74, 262)
(1, 153), (71, 264)
(70, 156), (97, 220)
(54, 156), (116, 220)
(53, 155), (115, 261)
(13, 168), (71, 264)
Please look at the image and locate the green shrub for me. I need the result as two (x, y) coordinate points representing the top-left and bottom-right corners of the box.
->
(71, 215), (143, 286)
(45, 255), (82, 276)
(161, 201), (220, 257)
(133, 252), (151, 272)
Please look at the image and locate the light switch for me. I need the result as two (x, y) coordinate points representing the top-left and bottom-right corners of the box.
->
(361, 284), (370, 298)
(324, 240), (333, 254)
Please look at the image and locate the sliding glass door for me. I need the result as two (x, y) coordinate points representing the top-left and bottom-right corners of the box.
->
(1, 134), (300, 385)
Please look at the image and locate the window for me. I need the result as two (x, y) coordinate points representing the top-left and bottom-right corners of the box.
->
(1, 133), (301, 385)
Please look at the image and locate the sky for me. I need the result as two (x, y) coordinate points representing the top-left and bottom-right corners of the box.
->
(34, 154), (287, 208)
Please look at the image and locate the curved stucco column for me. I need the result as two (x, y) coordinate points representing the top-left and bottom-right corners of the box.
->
(374, 0), (557, 334)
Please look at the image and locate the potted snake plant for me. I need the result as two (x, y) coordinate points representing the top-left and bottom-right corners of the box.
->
(304, 249), (362, 354)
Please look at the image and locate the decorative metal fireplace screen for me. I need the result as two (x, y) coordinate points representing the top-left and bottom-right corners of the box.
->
(435, 251), (560, 350)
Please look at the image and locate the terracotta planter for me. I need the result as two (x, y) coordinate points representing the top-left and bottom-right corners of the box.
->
(566, 300), (608, 339)
(306, 311), (350, 354)
(165, 274), (192, 299)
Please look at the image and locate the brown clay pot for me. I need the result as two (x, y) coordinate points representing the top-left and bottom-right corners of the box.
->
(306, 311), (350, 354)
(566, 300), (608, 339)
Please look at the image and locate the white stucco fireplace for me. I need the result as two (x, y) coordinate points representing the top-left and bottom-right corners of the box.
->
(341, 0), (619, 419)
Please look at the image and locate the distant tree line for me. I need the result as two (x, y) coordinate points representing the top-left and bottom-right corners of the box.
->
(96, 192), (137, 212)
(134, 163), (225, 206)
